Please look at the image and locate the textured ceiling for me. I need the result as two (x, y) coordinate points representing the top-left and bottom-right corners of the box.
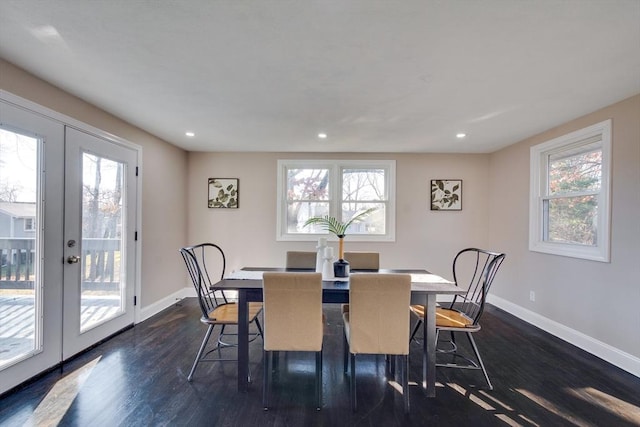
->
(0, 0), (639, 153)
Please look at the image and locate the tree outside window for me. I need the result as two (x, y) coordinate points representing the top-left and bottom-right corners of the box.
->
(546, 149), (601, 245)
(278, 160), (395, 241)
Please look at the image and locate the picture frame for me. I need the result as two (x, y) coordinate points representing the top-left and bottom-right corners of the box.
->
(430, 179), (462, 211)
(208, 178), (239, 208)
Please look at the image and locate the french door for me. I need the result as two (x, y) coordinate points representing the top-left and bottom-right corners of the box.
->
(62, 127), (138, 359)
(0, 100), (64, 395)
(0, 96), (139, 394)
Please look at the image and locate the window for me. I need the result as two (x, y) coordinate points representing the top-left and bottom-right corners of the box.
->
(24, 217), (35, 231)
(277, 160), (395, 241)
(529, 120), (611, 262)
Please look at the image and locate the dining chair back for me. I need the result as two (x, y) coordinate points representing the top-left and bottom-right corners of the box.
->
(262, 272), (324, 410)
(410, 247), (506, 389)
(285, 251), (317, 269)
(449, 248), (505, 325)
(343, 251), (380, 270)
(343, 273), (411, 413)
(180, 243), (263, 381)
(340, 252), (380, 315)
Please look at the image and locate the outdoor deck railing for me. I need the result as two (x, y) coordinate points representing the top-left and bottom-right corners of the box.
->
(0, 238), (121, 290)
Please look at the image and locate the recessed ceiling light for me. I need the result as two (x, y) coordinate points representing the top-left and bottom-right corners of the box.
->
(185, 132), (195, 137)
(456, 133), (467, 139)
(318, 133), (328, 139)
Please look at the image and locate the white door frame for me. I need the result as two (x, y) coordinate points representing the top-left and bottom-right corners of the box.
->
(0, 90), (142, 394)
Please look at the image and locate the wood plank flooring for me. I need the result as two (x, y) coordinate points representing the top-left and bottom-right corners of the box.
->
(1, 299), (639, 426)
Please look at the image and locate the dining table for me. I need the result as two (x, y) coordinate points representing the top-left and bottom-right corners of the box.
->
(214, 267), (464, 397)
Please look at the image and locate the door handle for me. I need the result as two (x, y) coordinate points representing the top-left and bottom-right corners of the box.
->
(67, 255), (80, 264)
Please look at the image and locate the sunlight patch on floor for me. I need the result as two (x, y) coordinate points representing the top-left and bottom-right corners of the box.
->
(565, 387), (640, 424)
(26, 356), (101, 427)
(448, 383), (495, 410)
(516, 388), (584, 426)
(478, 389), (515, 411)
(478, 390), (539, 426)
(388, 380), (403, 394)
(448, 383), (537, 427)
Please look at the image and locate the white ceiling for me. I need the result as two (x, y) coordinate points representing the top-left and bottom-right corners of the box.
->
(1, 1), (639, 153)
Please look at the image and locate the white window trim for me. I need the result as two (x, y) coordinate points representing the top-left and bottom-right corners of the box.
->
(276, 159), (396, 242)
(529, 119), (611, 262)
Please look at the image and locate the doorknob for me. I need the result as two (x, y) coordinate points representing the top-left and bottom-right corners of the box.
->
(67, 255), (80, 264)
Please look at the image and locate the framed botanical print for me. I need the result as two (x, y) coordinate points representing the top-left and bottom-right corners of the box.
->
(208, 178), (239, 208)
(431, 179), (462, 211)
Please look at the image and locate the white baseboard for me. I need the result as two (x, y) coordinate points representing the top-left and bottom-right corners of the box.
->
(138, 287), (195, 322)
(488, 294), (640, 378)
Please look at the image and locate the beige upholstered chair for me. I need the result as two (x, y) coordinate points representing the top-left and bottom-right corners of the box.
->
(343, 273), (411, 413)
(343, 251), (380, 270)
(340, 252), (379, 315)
(409, 248), (506, 390)
(262, 272), (324, 410)
(285, 251), (317, 269)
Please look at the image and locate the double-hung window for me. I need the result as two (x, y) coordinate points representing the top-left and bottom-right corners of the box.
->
(529, 120), (611, 261)
(277, 159), (395, 241)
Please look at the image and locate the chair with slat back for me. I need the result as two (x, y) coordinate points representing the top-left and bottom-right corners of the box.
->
(180, 243), (263, 381)
(262, 272), (324, 410)
(343, 273), (411, 413)
(410, 248), (506, 390)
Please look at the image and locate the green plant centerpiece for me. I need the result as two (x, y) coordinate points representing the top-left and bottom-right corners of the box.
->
(303, 208), (376, 277)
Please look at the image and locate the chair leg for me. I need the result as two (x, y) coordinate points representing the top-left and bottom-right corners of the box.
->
(350, 353), (357, 412)
(343, 332), (349, 374)
(316, 350), (323, 410)
(409, 319), (422, 343)
(188, 324), (214, 381)
(254, 317), (264, 338)
(263, 350), (271, 410)
(401, 354), (409, 414)
(390, 354), (396, 377)
(273, 351), (279, 378)
(217, 324), (227, 357)
(466, 333), (493, 390)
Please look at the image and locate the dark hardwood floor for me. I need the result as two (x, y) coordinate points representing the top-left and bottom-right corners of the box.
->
(1, 299), (639, 426)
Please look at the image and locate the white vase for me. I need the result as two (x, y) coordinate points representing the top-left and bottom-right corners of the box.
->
(315, 237), (327, 272)
(322, 255), (334, 280)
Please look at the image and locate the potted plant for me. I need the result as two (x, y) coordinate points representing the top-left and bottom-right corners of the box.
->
(303, 208), (376, 276)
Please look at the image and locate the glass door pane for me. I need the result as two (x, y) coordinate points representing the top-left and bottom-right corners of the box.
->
(0, 128), (41, 370)
(80, 153), (125, 332)
(63, 126), (136, 360)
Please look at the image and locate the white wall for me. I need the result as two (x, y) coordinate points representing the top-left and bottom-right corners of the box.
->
(187, 152), (490, 280)
(0, 59), (189, 313)
(488, 94), (640, 374)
